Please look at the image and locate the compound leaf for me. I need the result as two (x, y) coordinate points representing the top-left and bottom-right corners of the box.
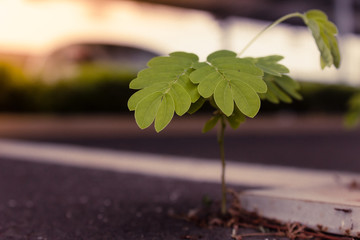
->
(128, 52), (199, 131)
(304, 9), (340, 69)
(190, 50), (265, 118)
(248, 55), (302, 104)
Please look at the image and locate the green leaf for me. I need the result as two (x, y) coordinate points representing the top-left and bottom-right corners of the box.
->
(231, 80), (261, 117)
(250, 55), (302, 104)
(134, 92), (175, 132)
(188, 97), (206, 114)
(304, 10), (340, 69)
(169, 52), (199, 62)
(190, 50), (265, 117)
(147, 55), (193, 67)
(128, 52), (200, 131)
(177, 69), (200, 102)
(275, 75), (302, 100)
(224, 71), (267, 93)
(226, 106), (246, 129)
(193, 62), (209, 69)
(247, 55), (289, 77)
(266, 80), (292, 103)
(207, 50), (237, 61)
(261, 74), (302, 104)
(202, 114), (221, 133)
(214, 80), (234, 116)
(210, 57), (264, 76)
(190, 65), (221, 98)
(135, 92), (163, 129)
(259, 91), (279, 104)
(154, 94), (175, 132)
(130, 68), (179, 89)
(128, 83), (168, 111)
(169, 83), (191, 116)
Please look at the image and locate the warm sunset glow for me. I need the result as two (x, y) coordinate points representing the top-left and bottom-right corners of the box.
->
(0, 0), (359, 84)
(0, 0), (220, 58)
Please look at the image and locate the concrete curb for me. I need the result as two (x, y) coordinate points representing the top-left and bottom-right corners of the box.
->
(240, 185), (360, 237)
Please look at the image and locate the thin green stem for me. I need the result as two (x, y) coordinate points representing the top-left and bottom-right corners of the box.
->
(238, 12), (305, 57)
(217, 115), (227, 215)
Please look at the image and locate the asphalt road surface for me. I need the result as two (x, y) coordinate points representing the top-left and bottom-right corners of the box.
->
(0, 114), (360, 239)
(0, 157), (251, 240)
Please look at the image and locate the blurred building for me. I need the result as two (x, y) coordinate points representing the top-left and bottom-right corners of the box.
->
(0, 0), (359, 84)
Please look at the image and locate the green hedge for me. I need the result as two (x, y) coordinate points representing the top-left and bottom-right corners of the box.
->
(260, 82), (358, 114)
(0, 61), (358, 114)
(0, 62), (38, 112)
(0, 62), (136, 113)
(38, 64), (136, 113)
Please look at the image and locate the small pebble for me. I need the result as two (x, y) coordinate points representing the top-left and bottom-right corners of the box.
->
(79, 196), (89, 204)
(8, 200), (17, 208)
(25, 200), (34, 208)
(169, 191), (180, 202)
(103, 199), (111, 207)
(66, 211), (72, 219)
(155, 206), (163, 213)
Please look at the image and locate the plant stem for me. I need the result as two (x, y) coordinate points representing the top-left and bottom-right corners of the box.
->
(238, 12), (304, 56)
(217, 115), (227, 215)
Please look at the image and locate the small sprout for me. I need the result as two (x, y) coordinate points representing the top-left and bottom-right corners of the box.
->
(128, 10), (340, 215)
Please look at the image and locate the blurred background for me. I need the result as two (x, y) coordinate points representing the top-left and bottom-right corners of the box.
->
(1, 0), (360, 171)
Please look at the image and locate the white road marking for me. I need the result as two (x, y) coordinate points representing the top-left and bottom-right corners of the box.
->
(0, 139), (357, 188)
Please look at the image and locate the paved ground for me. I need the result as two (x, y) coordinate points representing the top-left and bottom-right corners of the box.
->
(0, 114), (359, 239)
(0, 157), (268, 240)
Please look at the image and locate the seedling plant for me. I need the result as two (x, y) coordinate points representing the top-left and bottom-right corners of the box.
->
(128, 10), (340, 215)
